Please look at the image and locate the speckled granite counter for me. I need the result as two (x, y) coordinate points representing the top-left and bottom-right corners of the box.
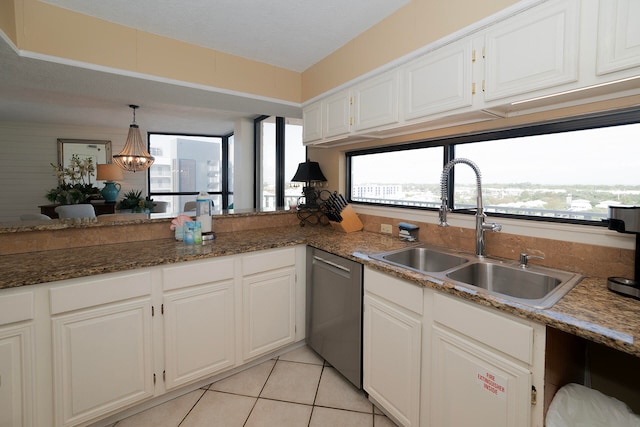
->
(2, 226), (639, 358)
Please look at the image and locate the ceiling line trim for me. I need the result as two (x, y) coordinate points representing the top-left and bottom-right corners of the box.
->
(1, 29), (301, 110)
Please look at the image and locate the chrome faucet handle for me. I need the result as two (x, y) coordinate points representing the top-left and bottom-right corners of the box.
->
(438, 203), (450, 227)
(519, 253), (544, 268)
(483, 221), (502, 232)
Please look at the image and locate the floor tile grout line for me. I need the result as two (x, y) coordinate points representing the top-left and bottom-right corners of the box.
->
(176, 388), (208, 427)
(307, 363), (326, 427)
(241, 356), (280, 427)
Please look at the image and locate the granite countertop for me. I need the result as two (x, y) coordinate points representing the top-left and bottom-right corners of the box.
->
(2, 226), (639, 358)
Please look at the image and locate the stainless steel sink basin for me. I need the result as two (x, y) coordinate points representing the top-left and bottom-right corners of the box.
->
(369, 246), (469, 273)
(370, 245), (582, 309)
(447, 263), (557, 298)
(445, 261), (582, 308)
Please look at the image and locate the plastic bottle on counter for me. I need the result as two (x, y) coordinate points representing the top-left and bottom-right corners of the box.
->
(196, 191), (213, 234)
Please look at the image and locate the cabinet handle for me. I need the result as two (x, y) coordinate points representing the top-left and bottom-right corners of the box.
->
(472, 50), (476, 63)
(531, 386), (537, 405)
(472, 82), (476, 95)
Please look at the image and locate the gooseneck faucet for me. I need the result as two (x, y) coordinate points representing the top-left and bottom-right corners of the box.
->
(439, 158), (502, 257)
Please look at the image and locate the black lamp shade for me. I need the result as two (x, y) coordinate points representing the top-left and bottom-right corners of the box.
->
(291, 161), (327, 183)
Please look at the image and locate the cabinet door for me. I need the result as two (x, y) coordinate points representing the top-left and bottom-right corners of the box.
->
(403, 39), (474, 120)
(163, 281), (235, 390)
(430, 326), (531, 427)
(323, 90), (352, 138)
(597, 0), (640, 75)
(302, 101), (323, 143)
(363, 294), (421, 427)
(352, 70), (399, 132)
(52, 299), (154, 427)
(0, 324), (34, 427)
(242, 268), (296, 361)
(483, 0), (580, 102)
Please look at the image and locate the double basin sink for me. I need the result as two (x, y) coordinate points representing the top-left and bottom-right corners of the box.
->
(369, 245), (582, 309)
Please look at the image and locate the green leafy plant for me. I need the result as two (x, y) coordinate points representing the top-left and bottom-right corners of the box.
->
(116, 190), (155, 212)
(46, 154), (101, 205)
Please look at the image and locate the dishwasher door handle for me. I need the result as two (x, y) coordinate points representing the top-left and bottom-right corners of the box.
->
(313, 255), (351, 273)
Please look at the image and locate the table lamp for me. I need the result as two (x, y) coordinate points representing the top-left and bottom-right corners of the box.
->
(96, 164), (123, 202)
(291, 160), (327, 208)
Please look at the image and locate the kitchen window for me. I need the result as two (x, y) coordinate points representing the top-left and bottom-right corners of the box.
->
(148, 132), (233, 214)
(255, 116), (305, 210)
(347, 109), (640, 225)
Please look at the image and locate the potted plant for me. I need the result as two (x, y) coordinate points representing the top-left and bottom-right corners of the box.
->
(46, 155), (101, 205)
(116, 190), (156, 213)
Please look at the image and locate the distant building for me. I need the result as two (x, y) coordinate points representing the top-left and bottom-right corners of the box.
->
(353, 184), (401, 200)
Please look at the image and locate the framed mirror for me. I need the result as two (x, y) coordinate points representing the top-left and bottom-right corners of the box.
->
(57, 139), (112, 172)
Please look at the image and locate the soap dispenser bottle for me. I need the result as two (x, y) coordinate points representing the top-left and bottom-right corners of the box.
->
(196, 191), (213, 234)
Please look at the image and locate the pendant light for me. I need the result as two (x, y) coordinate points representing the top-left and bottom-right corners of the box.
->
(113, 105), (155, 172)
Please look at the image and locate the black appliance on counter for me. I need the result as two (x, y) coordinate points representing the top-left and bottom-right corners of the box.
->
(607, 205), (640, 299)
(306, 247), (363, 389)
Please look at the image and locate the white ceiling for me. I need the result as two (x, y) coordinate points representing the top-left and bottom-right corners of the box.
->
(0, 0), (409, 135)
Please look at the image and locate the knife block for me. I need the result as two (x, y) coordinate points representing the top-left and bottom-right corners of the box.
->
(329, 205), (363, 233)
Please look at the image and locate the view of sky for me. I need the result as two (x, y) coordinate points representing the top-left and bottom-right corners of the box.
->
(352, 123), (640, 186)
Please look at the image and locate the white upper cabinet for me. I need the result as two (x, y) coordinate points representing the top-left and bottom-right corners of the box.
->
(302, 101), (323, 143)
(352, 70), (399, 132)
(323, 89), (352, 139)
(483, 0), (580, 103)
(596, 0), (640, 75)
(402, 39), (474, 121)
(302, 0), (640, 146)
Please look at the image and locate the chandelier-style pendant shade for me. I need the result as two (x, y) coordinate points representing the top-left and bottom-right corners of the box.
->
(113, 105), (155, 172)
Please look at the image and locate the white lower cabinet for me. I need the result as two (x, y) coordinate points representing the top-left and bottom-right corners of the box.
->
(50, 272), (154, 427)
(241, 247), (297, 361)
(0, 291), (35, 427)
(428, 292), (545, 427)
(162, 258), (236, 390)
(363, 268), (422, 427)
(430, 326), (532, 427)
(364, 269), (546, 427)
(41, 245), (304, 427)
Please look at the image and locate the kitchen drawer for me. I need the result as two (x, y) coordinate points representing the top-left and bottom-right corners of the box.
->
(50, 271), (153, 314)
(242, 247), (296, 276)
(364, 268), (423, 315)
(433, 293), (533, 364)
(0, 291), (34, 325)
(163, 257), (235, 291)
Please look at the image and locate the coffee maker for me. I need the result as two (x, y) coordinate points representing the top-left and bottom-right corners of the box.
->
(607, 206), (640, 299)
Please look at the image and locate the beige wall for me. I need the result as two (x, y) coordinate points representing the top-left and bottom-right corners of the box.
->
(301, 0), (519, 100)
(0, 0), (17, 44)
(1, 0), (522, 105)
(5, 0), (301, 103)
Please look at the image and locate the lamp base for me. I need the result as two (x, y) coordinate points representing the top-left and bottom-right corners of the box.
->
(101, 181), (121, 203)
(300, 186), (320, 209)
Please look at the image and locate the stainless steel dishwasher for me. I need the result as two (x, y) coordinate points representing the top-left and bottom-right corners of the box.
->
(306, 247), (363, 389)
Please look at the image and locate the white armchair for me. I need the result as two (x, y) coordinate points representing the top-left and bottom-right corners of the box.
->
(54, 204), (96, 218)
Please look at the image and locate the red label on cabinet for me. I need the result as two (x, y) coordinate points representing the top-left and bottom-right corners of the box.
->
(477, 371), (506, 399)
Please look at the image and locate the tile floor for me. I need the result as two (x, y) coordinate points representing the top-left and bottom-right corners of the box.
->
(112, 346), (398, 427)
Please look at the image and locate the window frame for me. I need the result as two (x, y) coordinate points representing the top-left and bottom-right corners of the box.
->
(254, 115), (306, 210)
(147, 131), (234, 210)
(346, 108), (640, 227)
